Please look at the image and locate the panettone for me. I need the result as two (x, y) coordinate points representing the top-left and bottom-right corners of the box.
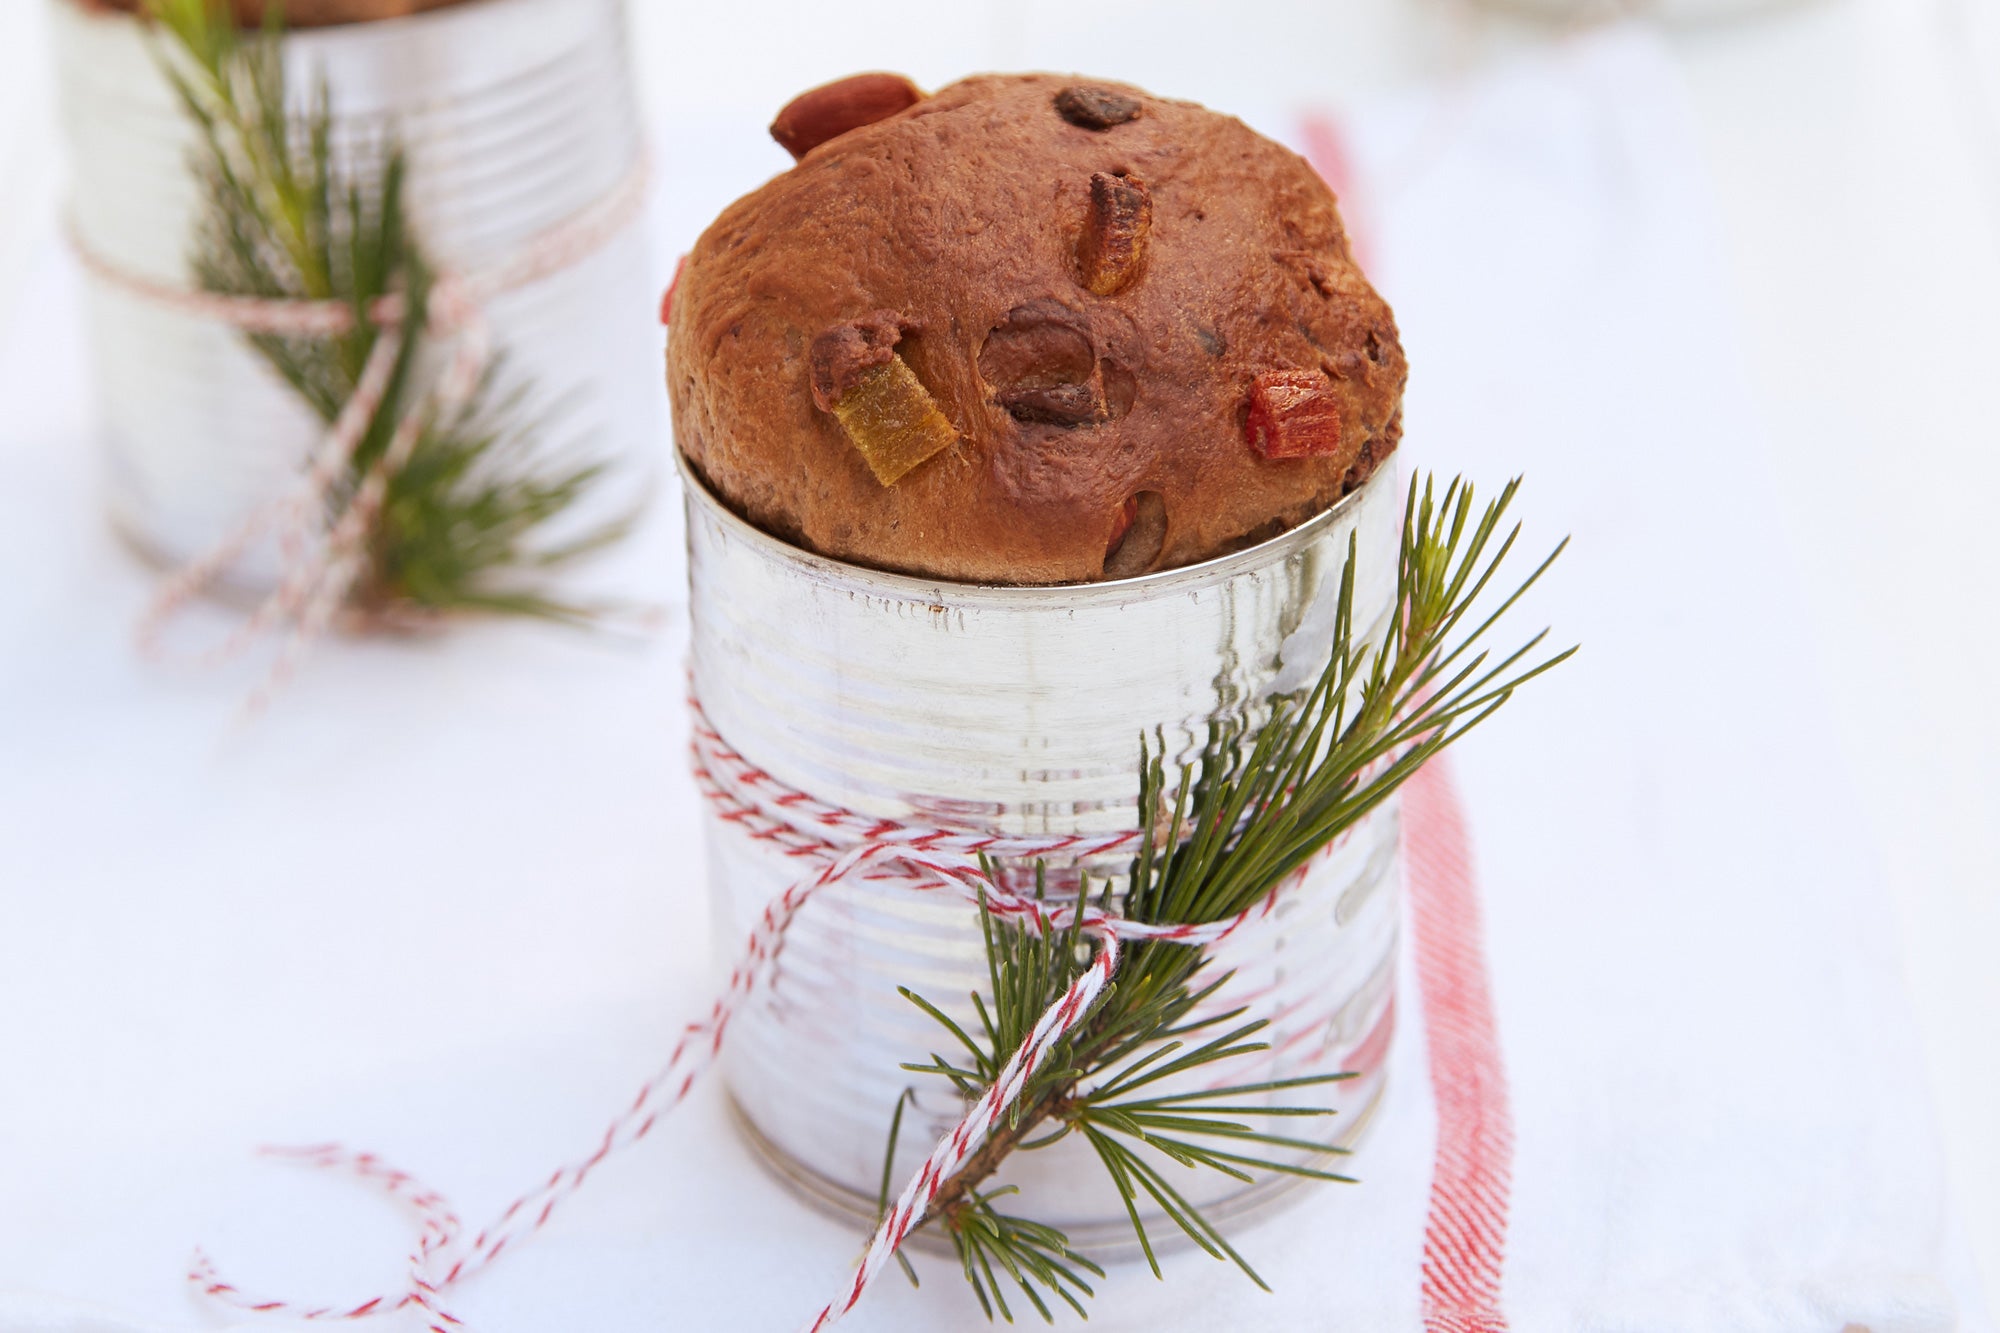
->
(667, 72), (1407, 584)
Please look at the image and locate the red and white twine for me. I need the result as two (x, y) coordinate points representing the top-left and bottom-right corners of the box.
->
(190, 701), (1308, 1332)
(68, 159), (649, 704)
(190, 108), (1521, 1332)
(188, 725), (1521, 1332)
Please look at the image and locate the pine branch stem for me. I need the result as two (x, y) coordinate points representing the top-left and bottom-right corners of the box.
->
(931, 1090), (1070, 1231)
(891, 473), (1573, 1321)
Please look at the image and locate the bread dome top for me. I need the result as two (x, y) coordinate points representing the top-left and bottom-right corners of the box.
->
(667, 72), (1406, 584)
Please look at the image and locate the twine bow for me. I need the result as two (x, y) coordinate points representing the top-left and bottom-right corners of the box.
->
(67, 160), (649, 706)
(188, 699), (1320, 1332)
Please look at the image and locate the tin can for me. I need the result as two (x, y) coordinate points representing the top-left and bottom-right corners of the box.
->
(49, 0), (656, 592)
(685, 459), (1405, 1250)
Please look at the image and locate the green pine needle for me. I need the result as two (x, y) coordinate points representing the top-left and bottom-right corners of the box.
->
(883, 472), (1574, 1321)
(143, 0), (629, 621)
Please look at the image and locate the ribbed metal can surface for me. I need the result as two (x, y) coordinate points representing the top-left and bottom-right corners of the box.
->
(49, 0), (656, 589)
(686, 459), (1405, 1247)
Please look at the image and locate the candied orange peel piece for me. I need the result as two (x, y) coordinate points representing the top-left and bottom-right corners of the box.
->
(810, 312), (956, 485)
(828, 356), (957, 485)
(1079, 172), (1151, 296)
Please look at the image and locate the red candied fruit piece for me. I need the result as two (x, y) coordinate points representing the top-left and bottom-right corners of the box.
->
(1244, 369), (1343, 460)
(1105, 494), (1139, 555)
(660, 253), (689, 326)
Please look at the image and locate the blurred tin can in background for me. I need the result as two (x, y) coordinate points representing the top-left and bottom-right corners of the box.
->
(49, 0), (658, 592)
(1464, 0), (1816, 22)
(686, 458), (1405, 1251)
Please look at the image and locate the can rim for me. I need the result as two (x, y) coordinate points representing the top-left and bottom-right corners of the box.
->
(676, 446), (1394, 608)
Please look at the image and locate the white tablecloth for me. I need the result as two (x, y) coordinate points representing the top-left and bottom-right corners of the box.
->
(0, 26), (1988, 1333)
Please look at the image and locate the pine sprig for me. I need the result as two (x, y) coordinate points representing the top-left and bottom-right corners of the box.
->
(950, 1188), (1103, 1323)
(886, 473), (1574, 1320)
(143, 0), (629, 621)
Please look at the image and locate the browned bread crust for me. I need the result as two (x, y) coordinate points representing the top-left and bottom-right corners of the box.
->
(668, 73), (1407, 585)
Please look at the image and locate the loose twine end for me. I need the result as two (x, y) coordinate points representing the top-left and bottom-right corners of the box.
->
(186, 698), (1340, 1332)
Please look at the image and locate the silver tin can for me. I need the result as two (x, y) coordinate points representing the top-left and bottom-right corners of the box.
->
(49, 0), (656, 590)
(685, 459), (1404, 1249)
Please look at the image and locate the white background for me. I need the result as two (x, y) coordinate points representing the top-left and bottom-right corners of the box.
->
(2, 0), (1997, 1313)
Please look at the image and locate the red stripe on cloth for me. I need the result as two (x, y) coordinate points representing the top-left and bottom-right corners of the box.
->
(1296, 110), (1378, 276)
(1405, 757), (1514, 1333)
